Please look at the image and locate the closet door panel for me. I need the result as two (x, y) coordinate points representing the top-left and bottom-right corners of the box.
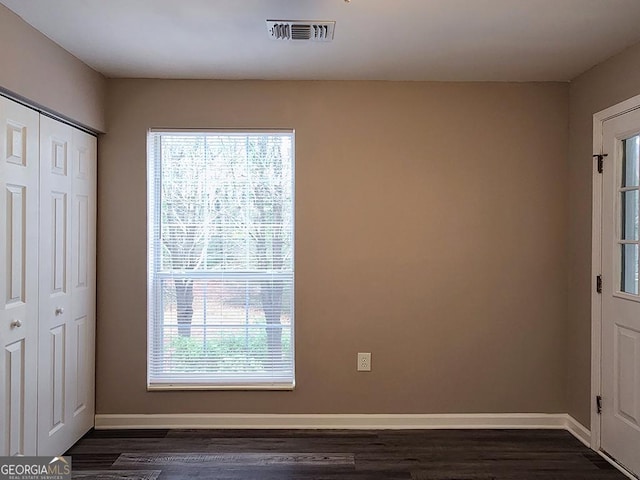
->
(69, 129), (96, 440)
(38, 118), (96, 455)
(38, 116), (74, 456)
(0, 98), (39, 456)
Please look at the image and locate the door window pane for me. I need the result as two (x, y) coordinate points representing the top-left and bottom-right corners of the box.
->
(621, 243), (639, 295)
(621, 190), (639, 240)
(623, 136), (640, 187)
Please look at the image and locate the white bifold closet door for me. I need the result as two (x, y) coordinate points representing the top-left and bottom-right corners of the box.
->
(37, 116), (96, 456)
(0, 98), (40, 456)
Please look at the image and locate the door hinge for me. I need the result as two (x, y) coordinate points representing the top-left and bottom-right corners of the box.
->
(596, 275), (602, 294)
(597, 395), (602, 414)
(593, 153), (607, 173)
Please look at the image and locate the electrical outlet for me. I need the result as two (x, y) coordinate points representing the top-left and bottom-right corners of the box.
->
(357, 352), (371, 372)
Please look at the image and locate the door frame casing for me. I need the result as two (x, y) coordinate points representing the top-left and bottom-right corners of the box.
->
(591, 93), (640, 451)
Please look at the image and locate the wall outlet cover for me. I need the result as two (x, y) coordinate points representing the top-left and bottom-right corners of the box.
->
(357, 352), (371, 372)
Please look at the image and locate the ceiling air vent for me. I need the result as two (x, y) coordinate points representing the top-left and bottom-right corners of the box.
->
(266, 20), (335, 42)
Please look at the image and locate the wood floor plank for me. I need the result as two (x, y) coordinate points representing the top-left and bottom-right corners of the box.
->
(166, 429), (379, 439)
(69, 453), (120, 469)
(84, 430), (169, 439)
(72, 470), (161, 480)
(411, 473), (625, 480)
(114, 452), (355, 467)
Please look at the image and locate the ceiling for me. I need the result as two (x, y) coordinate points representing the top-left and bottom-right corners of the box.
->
(3, 0), (640, 81)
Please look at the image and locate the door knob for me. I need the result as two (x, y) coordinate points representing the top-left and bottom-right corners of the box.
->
(10, 319), (22, 328)
(55, 307), (64, 315)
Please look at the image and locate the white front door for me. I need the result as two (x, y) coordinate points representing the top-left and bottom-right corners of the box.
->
(0, 97), (39, 456)
(601, 107), (640, 476)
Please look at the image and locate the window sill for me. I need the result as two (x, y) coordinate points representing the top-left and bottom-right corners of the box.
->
(147, 382), (295, 391)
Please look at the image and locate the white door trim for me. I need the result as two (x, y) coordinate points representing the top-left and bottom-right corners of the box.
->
(591, 92), (640, 452)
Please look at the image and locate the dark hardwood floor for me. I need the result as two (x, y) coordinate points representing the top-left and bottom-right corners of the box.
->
(65, 428), (627, 479)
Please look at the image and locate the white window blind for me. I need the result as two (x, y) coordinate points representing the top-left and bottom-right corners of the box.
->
(147, 130), (295, 389)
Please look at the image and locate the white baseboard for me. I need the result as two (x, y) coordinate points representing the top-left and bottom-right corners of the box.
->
(95, 412), (586, 434)
(564, 415), (591, 446)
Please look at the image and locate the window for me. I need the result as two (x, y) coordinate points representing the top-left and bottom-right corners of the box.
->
(147, 130), (294, 389)
(621, 135), (639, 295)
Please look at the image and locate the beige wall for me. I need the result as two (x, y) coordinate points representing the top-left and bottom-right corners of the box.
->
(0, 4), (105, 131)
(567, 41), (640, 427)
(98, 80), (568, 414)
(2, 0), (638, 422)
